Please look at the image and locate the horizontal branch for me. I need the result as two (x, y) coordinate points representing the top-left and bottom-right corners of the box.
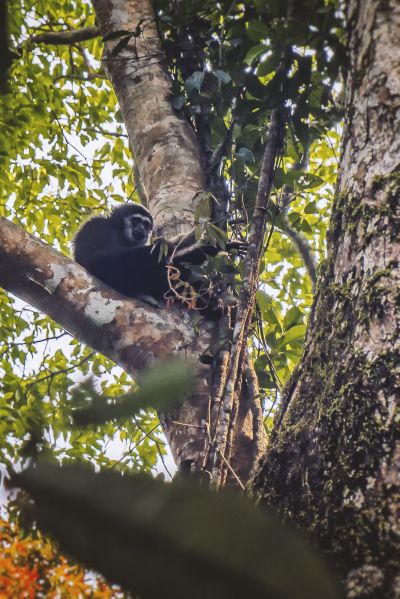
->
(0, 218), (207, 376)
(31, 26), (99, 45)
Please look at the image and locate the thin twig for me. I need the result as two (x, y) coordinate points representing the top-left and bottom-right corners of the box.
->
(284, 219), (318, 289)
(30, 26), (99, 45)
(217, 449), (244, 490)
(210, 107), (287, 487)
(244, 355), (267, 464)
(110, 423), (160, 469)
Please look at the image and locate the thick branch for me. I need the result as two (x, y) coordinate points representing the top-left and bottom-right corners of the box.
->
(91, 0), (206, 238)
(31, 26), (100, 45)
(0, 218), (208, 374)
(0, 217), (215, 467)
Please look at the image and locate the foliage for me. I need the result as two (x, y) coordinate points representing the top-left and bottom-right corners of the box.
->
(156, 0), (343, 391)
(0, 513), (124, 597)
(1, 0), (344, 591)
(13, 463), (341, 599)
(0, 0), (165, 475)
(0, 0), (342, 479)
(72, 358), (193, 426)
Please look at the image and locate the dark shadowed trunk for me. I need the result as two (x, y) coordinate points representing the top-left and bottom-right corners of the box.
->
(252, 1), (400, 597)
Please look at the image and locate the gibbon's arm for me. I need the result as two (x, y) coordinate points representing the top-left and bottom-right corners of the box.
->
(171, 238), (247, 266)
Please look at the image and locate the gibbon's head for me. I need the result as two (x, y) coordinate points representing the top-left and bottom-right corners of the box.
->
(111, 203), (153, 247)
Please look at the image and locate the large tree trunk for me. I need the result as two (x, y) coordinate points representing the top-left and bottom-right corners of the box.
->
(252, 1), (400, 597)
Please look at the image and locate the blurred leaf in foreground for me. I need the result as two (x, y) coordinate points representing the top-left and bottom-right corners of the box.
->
(13, 464), (341, 599)
(72, 359), (193, 426)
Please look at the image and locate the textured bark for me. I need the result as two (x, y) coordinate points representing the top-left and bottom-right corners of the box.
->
(91, 0), (206, 238)
(252, 1), (400, 597)
(31, 26), (99, 45)
(0, 217), (214, 466)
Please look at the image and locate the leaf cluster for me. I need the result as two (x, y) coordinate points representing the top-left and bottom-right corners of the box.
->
(155, 0), (343, 400)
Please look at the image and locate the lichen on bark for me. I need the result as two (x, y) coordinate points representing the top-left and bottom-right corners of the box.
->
(251, 1), (400, 597)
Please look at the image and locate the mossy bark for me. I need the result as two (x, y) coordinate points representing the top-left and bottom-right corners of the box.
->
(251, 1), (400, 597)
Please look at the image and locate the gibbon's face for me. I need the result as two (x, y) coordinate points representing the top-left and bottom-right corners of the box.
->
(123, 213), (153, 246)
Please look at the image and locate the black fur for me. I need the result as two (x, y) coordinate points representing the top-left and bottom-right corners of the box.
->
(73, 203), (242, 307)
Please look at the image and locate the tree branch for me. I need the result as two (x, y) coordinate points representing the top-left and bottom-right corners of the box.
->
(0, 217), (218, 469)
(210, 108), (286, 487)
(279, 143), (317, 289)
(30, 26), (100, 45)
(283, 216), (318, 289)
(0, 217), (204, 376)
(244, 356), (268, 465)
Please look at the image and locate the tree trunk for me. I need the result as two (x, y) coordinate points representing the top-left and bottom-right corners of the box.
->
(88, 0), (267, 482)
(252, 1), (400, 597)
(91, 0), (205, 238)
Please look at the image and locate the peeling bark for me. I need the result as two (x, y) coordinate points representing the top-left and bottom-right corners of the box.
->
(252, 1), (400, 597)
(0, 217), (215, 466)
(91, 0), (206, 238)
(0, 218), (205, 373)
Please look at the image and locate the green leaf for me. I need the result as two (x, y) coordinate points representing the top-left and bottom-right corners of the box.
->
(256, 289), (273, 312)
(185, 71), (204, 93)
(213, 69), (231, 84)
(283, 307), (304, 330)
(301, 173), (324, 190)
(73, 359), (193, 426)
(256, 54), (279, 77)
(288, 211), (302, 228)
(244, 44), (267, 65)
(236, 147), (255, 164)
(256, 369), (277, 389)
(247, 20), (269, 42)
(171, 95), (185, 110)
(278, 325), (306, 349)
(110, 34), (134, 57)
(14, 464), (341, 599)
(194, 192), (213, 221)
(300, 219), (313, 234)
(103, 30), (133, 41)
(304, 201), (317, 214)
(205, 223), (227, 248)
